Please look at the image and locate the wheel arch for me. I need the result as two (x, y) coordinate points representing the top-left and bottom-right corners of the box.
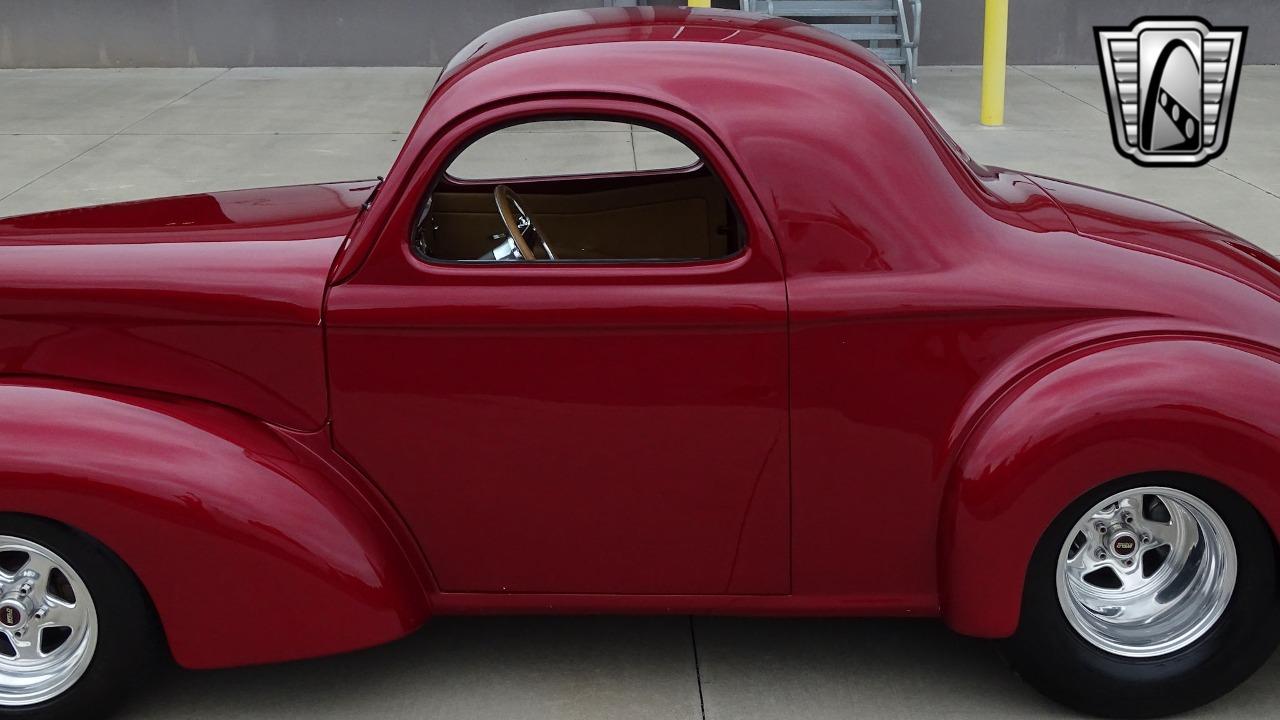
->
(938, 336), (1280, 637)
(0, 509), (171, 649)
(0, 379), (430, 669)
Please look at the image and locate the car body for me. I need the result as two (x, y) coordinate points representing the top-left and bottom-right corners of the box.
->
(2, 7), (1279, 718)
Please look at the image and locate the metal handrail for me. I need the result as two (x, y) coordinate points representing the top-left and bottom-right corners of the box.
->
(911, 0), (922, 50)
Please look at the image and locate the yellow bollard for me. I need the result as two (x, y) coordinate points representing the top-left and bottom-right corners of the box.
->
(688, 0), (712, 7)
(980, 0), (1009, 126)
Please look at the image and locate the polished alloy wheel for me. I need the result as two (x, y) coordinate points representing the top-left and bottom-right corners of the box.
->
(1056, 486), (1236, 657)
(0, 536), (97, 706)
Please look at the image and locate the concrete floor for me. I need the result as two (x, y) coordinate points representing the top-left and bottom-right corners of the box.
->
(2, 65), (1278, 252)
(921, 66), (1280, 255)
(121, 617), (1280, 719)
(2, 65), (1280, 718)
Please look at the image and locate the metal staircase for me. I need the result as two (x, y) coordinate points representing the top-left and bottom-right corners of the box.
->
(741, 1), (921, 84)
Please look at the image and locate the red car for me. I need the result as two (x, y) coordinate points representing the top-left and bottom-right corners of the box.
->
(1, 7), (1278, 719)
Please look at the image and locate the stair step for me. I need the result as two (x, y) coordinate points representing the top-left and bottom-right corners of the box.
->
(812, 24), (902, 41)
(767, 1), (899, 17)
(868, 47), (908, 65)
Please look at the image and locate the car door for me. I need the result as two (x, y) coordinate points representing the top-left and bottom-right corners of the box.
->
(325, 110), (790, 596)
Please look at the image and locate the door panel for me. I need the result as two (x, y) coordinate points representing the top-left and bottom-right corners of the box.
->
(326, 256), (789, 595)
(327, 101), (790, 597)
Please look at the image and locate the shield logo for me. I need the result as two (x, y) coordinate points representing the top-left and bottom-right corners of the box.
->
(1095, 17), (1247, 167)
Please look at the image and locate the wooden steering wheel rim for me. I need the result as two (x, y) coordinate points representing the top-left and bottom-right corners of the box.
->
(494, 185), (552, 261)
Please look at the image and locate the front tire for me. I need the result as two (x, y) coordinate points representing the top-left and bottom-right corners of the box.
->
(0, 515), (163, 720)
(1004, 473), (1280, 718)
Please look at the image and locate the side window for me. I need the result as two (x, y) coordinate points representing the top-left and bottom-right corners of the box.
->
(411, 119), (746, 263)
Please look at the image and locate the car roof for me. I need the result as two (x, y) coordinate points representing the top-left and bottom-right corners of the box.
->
(436, 6), (899, 92)
(333, 7), (1002, 284)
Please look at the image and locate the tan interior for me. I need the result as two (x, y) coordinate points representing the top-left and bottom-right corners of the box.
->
(418, 171), (741, 262)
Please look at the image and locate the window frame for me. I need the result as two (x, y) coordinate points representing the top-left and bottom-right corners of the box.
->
(407, 111), (753, 269)
(440, 117), (704, 184)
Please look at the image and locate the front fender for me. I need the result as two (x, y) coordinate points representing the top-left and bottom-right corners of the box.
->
(0, 380), (430, 668)
(941, 337), (1280, 637)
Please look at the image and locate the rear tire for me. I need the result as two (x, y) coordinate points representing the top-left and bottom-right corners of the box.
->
(1004, 473), (1280, 718)
(0, 515), (163, 720)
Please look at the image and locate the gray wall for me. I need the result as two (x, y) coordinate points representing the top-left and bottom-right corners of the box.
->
(0, 1), (599, 68)
(1, 1), (1277, 68)
(919, 0), (1280, 65)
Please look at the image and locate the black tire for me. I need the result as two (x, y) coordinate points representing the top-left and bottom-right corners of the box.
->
(1003, 473), (1280, 718)
(0, 515), (165, 720)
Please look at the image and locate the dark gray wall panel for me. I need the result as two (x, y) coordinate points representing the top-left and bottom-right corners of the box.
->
(1, 1), (1277, 67)
(0, 1), (599, 68)
(919, 0), (1280, 65)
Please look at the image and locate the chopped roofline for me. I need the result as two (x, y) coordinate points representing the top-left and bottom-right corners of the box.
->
(422, 6), (982, 186)
(436, 6), (896, 93)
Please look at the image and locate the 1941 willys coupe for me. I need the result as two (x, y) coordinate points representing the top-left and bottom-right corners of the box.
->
(1, 7), (1278, 719)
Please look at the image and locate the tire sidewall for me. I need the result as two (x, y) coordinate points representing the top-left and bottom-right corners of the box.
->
(1006, 473), (1280, 718)
(0, 515), (161, 720)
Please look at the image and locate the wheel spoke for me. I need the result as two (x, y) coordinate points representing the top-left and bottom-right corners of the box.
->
(1115, 564), (1146, 592)
(1127, 494), (1191, 556)
(1128, 517), (1170, 550)
(1064, 537), (1106, 579)
(32, 603), (80, 635)
(8, 631), (41, 662)
(18, 555), (57, 598)
(1169, 498), (1201, 551)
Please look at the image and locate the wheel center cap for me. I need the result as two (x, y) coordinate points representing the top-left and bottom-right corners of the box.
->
(0, 601), (23, 628)
(1112, 532), (1138, 557)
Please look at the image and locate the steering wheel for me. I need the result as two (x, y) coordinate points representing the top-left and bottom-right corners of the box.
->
(494, 185), (557, 261)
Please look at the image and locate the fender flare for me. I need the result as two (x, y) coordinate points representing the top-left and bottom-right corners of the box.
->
(0, 380), (430, 668)
(939, 337), (1280, 637)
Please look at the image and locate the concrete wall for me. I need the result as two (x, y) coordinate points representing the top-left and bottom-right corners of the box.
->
(918, 0), (1280, 65)
(1, 1), (1277, 68)
(0, 1), (599, 68)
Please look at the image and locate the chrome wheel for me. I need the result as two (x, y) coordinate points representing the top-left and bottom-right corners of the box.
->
(1056, 486), (1236, 657)
(0, 536), (97, 706)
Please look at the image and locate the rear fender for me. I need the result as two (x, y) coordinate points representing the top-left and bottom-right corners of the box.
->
(0, 380), (430, 668)
(940, 338), (1280, 637)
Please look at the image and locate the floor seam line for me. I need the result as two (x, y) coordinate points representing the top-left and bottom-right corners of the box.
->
(1010, 66), (1276, 202)
(690, 616), (707, 720)
(1012, 65), (1110, 116)
(114, 67), (232, 135)
(629, 124), (639, 171)
(1206, 164), (1280, 201)
(0, 67), (232, 205)
(0, 135), (113, 204)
